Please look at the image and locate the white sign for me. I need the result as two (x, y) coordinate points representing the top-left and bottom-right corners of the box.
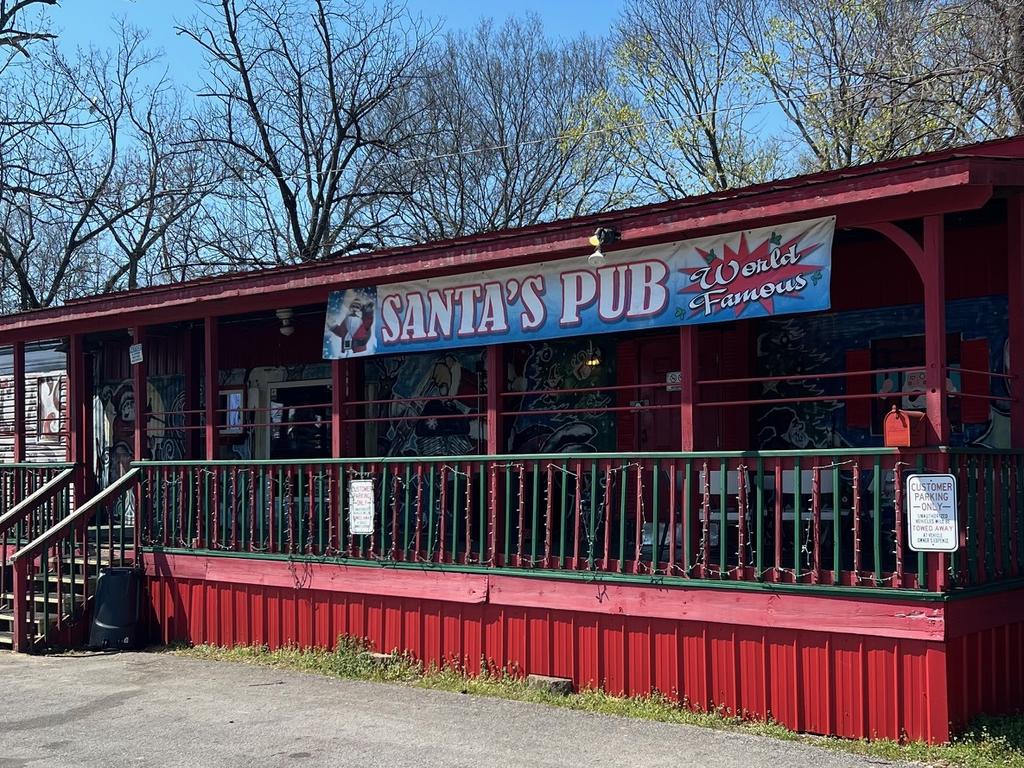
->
(666, 370), (681, 392)
(129, 343), (144, 365)
(906, 473), (958, 552)
(349, 479), (375, 536)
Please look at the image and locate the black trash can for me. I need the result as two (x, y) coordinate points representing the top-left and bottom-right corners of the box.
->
(88, 567), (143, 650)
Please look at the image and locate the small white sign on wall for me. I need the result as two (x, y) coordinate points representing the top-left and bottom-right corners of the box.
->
(348, 479), (375, 536)
(665, 370), (682, 392)
(129, 343), (144, 365)
(906, 473), (958, 552)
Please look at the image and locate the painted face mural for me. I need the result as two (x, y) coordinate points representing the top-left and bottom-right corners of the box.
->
(505, 340), (615, 454)
(95, 376), (187, 486)
(755, 296), (1010, 450)
(364, 351), (484, 457)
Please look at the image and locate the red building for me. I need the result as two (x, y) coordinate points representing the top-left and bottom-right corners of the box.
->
(3, 136), (1024, 743)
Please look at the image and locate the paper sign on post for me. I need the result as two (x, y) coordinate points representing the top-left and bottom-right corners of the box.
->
(906, 473), (958, 552)
(348, 479), (375, 536)
(129, 343), (144, 365)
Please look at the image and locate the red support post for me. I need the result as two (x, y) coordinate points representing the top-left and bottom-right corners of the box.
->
(486, 344), (503, 455)
(183, 324), (199, 459)
(331, 358), (346, 458)
(679, 326), (698, 451)
(66, 334), (88, 509)
(1009, 195), (1024, 448)
(12, 340), (25, 463)
(204, 316), (218, 460)
(923, 215), (949, 445)
(67, 334), (84, 465)
(132, 326), (147, 461)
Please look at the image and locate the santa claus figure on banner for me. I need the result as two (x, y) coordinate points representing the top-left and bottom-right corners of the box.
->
(325, 288), (376, 357)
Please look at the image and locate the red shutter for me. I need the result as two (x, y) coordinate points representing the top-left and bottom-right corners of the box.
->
(718, 324), (751, 449)
(960, 339), (990, 424)
(845, 349), (872, 429)
(616, 340), (638, 451)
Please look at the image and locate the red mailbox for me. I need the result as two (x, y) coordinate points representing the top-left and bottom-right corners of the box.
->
(883, 405), (926, 447)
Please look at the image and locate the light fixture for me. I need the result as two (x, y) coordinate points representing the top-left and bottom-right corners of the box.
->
(276, 308), (295, 336)
(587, 226), (621, 267)
(584, 343), (602, 368)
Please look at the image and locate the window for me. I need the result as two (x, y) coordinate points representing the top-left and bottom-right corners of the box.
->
(268, 382), (331, 459)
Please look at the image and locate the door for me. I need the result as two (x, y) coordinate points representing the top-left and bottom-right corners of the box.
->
(266, 380), (332, 459)
(637, 335), (681, 451)
(697, 323), (751, 450)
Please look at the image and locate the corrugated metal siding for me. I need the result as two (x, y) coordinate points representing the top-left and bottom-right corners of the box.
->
(145, 570), (954, 743)
(947, 620), (1024, 732)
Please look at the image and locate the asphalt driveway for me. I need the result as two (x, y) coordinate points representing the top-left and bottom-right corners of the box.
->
(0, 652), (904, 768)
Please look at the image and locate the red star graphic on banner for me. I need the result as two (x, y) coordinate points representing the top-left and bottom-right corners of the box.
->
(678, 228), (824, 318)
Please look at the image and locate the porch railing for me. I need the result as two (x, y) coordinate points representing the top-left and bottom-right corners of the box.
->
(11, 468), (139, 651)
(0, 465), (77, 648)
(0, 463), (75, 516)
(132, 447), (1019, 594)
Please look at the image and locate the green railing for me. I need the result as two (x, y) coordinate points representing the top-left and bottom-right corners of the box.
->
(0, 465), (77, 650)
(0, 463), (75, 517)
(130, 446), (1010, 594)
(11, 468), (138, 651)
(946, 448), (1024, 587)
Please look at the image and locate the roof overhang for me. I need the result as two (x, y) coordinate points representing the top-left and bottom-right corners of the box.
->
(0, 154), (1021, 344)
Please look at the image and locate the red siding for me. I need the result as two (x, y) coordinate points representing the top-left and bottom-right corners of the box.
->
(960, 338), (991, 424)
(945, 589), (1024, 731)
(142, 553), (973, 743)
(845, 348), (872, 429)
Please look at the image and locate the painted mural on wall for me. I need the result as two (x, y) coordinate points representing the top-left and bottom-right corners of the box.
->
(504, 339), (615, 454)
(35, 377), (62, 440)
(755, 295), (1010, 449)
(94, 375), (186, 488)
(94, 364), (334, 471)
(363, 350), (485, 456)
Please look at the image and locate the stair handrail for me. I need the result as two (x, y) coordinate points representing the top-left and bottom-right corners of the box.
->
(11, 468), (140, 652)
(0, 466), (77, 538)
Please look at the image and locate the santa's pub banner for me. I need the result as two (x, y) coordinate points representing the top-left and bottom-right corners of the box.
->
(323, 216), (834, 359)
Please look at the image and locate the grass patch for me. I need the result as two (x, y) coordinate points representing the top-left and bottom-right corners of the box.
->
(169, 638), (1024, 768)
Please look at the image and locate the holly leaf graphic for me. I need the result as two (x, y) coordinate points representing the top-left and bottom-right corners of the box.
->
(769, 232), (782, 246)
(811, 270), (822, 285)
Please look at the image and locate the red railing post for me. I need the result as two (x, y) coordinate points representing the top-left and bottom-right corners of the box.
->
(929, 451), (951, 592)
(12, 557), (29, 652)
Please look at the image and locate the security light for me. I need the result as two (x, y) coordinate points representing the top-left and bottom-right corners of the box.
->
(587, 226), (620, 267)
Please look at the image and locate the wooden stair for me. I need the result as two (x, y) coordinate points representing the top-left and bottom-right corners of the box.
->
(0, 544), (127, 650)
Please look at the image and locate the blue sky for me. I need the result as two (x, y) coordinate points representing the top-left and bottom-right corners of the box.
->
(50, 0), (622, 87)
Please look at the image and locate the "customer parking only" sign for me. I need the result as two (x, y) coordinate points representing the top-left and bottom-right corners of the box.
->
(906, 473), (959, 553)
